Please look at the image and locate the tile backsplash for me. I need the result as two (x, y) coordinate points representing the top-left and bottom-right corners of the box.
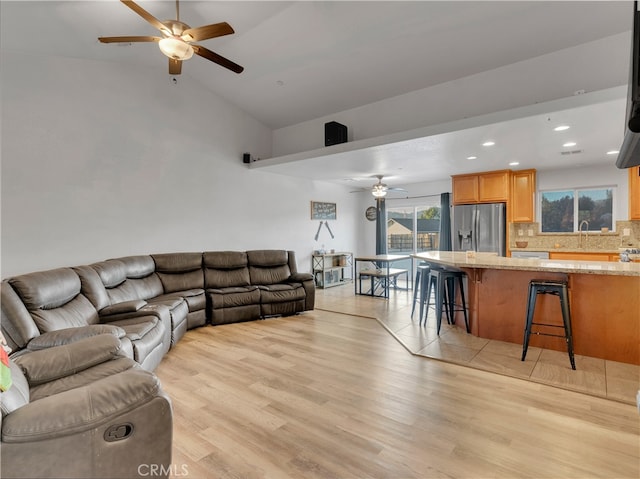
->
(509, 220), (640, 251)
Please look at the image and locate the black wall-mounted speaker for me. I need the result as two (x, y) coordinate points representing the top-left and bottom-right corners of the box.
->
(243, 153), (251, 164)
(325, 121), (348, 146)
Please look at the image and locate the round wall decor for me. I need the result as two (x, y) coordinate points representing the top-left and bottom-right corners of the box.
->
(365, 206), (377, 221)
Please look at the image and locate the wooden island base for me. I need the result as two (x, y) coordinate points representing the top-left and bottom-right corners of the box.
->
(456, 268), (639, 365)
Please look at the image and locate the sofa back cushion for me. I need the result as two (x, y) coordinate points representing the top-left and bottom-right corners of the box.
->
(8, 268), (99, 332)
(247, 250), (291, 285)
(203, 251), (250, 288)
(90, 257), (163, 306)
(1, 281), (41, 350)
(152, 253), (204, 293)
(116, 256), (163, 300)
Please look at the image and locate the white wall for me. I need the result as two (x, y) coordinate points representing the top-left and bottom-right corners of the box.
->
(272, 33), (629, 157)
(0, 50), (359, 277)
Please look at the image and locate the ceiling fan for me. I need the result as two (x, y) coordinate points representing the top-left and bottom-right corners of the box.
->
(98, 0), (243, 75)
(351, 175), (408, 198)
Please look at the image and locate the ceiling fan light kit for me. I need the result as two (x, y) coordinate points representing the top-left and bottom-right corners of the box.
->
(371, 186), (387, 198)
(159, 37), (194, 60)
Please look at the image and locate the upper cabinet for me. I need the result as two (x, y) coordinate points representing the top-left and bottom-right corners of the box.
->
(510, 169), (536, 223)
(630, 166), (640, 220)
(452, 169), (537, 225)
(452, 170), (510, 204)
(451, 174), (479, 204)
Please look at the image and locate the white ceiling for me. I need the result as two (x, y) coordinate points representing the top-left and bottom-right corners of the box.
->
(0, 1), (634, 188)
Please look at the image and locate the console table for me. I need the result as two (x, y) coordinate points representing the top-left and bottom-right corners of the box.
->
(354, 254), (412, 298)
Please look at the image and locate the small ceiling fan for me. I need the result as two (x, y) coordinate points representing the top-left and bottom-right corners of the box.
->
(351, 175), (408, 198)
(98, 0), (243, 75)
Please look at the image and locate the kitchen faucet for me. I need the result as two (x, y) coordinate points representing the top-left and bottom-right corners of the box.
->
(579, 220), (589, 249)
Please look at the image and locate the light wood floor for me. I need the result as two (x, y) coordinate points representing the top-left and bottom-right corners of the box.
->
(317, 284), (640, 405)
(155, 299), (639, 478)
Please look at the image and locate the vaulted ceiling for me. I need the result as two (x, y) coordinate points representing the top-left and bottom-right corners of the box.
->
(1, 1), (634, 186)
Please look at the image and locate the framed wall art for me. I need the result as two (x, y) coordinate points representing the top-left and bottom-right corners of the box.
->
(310, 201), (337, 220)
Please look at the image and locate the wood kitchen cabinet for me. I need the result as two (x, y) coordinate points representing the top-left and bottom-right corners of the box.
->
(452, 174), (479, 204)
(630, 166), (640, 220)
(452, 170), (510, 204)
(548, 252), (616, 262)
(510, 169), (536, 222)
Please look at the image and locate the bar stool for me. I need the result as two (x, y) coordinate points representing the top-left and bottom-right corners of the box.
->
(411, 263), (430, 320)
(424, 268), (470, 334)
(521, 279), (576, 370)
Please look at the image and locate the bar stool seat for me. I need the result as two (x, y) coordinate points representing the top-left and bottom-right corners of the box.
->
(424, 268), (470, 335)
(521, 279), (576, 370)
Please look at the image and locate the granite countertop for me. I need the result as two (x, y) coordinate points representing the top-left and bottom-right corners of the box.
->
(413, 251), (640, 277)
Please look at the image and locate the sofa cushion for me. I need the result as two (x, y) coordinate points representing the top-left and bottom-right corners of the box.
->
(31, 295), (100, 333)
(207, 286), (260, 309)
(29, 357), (138, 402)
(25, 325), (126, 351)
(92, 260), (127, 289)
(204, 251), (248, 269)
(249, 264), (291, 285)
(247, 250), (292, 285)
(153, 290), (205, 313)
(9, 268), (81, 311)
(114, 256), (155, 279)
(247, 250), (289, 267)
(258, 283), (306, 304)
(153, 253), (204, 293)
(204, 252), (251, 289)
(100, 300), (147, 316)
(14, 334), (123, 386)
(111, 317), (158, 341)
(1, 281), (40, 350)
(1, 368), (162, 443)
(157, 269), (204, 293)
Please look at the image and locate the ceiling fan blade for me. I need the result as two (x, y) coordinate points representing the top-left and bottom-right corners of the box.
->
(388, 187), (408, 192)
(98, 35), (160, 43)
(192, 45), (244, 74)
(182, 22), (234, 42)
(121, 0), (170, 35)
(169, 58), (182, 75)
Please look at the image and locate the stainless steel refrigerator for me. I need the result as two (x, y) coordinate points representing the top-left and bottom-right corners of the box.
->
(451, 203), (506, 256)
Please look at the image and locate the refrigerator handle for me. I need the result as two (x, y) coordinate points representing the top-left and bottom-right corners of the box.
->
(473, 207), (479, 252)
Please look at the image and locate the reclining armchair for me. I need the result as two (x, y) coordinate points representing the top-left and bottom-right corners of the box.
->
(0, 333), (172, 479)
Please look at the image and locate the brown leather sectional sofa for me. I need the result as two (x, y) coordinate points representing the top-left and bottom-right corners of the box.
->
(0, 249), (314, 478)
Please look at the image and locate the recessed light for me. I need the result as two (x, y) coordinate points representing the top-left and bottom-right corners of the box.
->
(606, 150), (619, 155)
(563, 142), (577, 147)
(554, 125), (570, 131)
(466, 156), (477, 160)
(509, 161), (520, 166)
(482, 141), (495, 147)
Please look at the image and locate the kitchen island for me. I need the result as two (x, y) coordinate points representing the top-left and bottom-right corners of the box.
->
(412, 251), (640, 365)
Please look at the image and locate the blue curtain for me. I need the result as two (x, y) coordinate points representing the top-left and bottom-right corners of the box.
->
(375, 198), (387, 255)
(439, 193), (452, 251)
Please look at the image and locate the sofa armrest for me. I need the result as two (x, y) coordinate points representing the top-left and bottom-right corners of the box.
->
(25, 325), (126, 352)
(100, 300), (147, 316)
(288, 272), (314, 282)
(14, 334), (124, 386)
(1, 368), (164, 443)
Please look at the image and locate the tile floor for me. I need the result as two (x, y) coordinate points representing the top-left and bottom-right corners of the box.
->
(315, 283), (640, 406)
